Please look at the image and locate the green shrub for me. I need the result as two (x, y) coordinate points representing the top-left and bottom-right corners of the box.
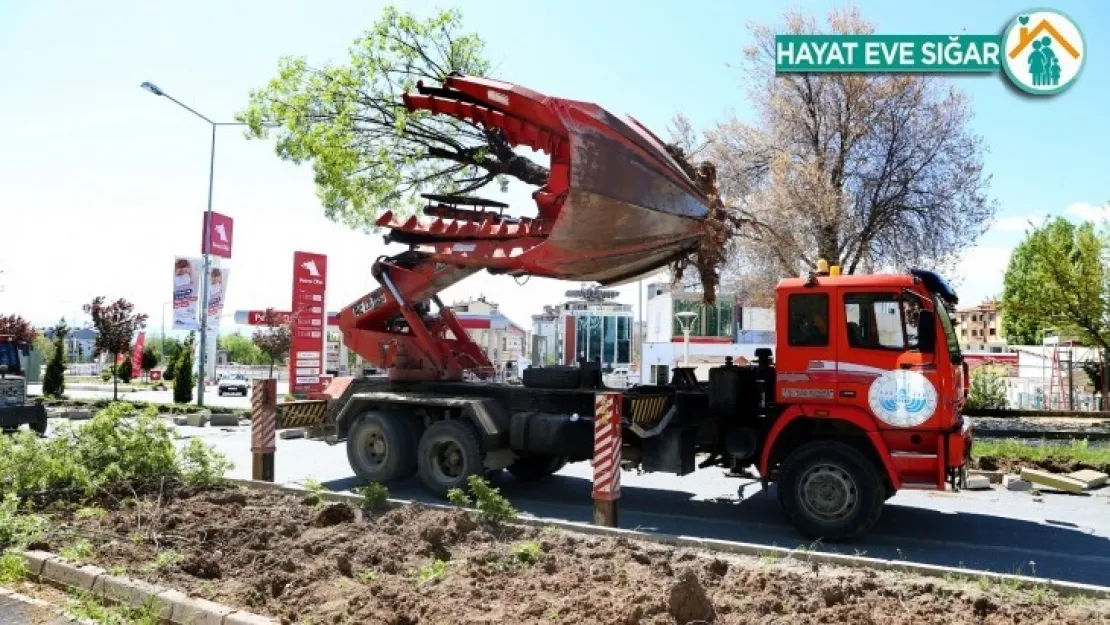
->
(355, 483), (390, 511)
(968, 365), (1009, 410)
(0, 552), (28, 583)
(0, 493), (46, 549)
(100, 369), (112, 383)
(465, 475), (517, 526)
(0, 401), (232, 499)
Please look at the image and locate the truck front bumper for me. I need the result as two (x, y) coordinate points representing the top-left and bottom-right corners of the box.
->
(0, 402), (48, 431)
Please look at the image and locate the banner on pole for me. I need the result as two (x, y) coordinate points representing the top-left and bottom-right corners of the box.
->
(290, 251), (328, 395)
(131, 332), (145, 380)
(173, 257), (203, 331)
(206, 265), (230, 332)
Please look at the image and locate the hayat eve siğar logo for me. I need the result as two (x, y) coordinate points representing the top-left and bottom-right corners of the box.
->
(868, 370), (938, 428)
(1001, 9), (1085, 95)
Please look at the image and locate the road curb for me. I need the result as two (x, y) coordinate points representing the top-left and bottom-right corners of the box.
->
(228, 477), (1110, 600)
(13, 550), (276, 625)
(0, 584), (92, 624)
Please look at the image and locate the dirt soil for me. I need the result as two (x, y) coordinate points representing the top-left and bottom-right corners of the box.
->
(30, 487), (1110, 625)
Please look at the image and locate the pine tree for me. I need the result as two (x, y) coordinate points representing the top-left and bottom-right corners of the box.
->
(117, 355), (133, 383)
(42, 319), (68, 397)
(174, 332), (196, 404)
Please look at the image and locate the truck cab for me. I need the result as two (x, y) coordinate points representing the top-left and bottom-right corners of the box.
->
(0, 335), (48, 435)
(756, 265), (971, 538)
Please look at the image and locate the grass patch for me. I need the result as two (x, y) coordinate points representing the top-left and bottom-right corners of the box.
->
(414, 559), (450, 585)
(973, 439), (1110, 467)
(0, 552), (28, 583)
(147, 550), (183, 572)
(59, 539), (94, 564)
(66, 589), (161, 625)
(75, 506), (107, 520)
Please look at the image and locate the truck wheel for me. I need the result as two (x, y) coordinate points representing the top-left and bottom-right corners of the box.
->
(522, 366), (581, 390)
(777, 441), (884, 542)
(417, 419), (484, 496)
(507, 454), (567, 481)
(346, 412), (418, 484)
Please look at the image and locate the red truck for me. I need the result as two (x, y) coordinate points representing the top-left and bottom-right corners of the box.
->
(305, 75), (973, 541)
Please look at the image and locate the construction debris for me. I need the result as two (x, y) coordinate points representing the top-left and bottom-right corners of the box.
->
(1019, 468), (1085, 494)
(964, 475), (991, 490)
(1003, 475), (1032, 492)
(968, 469), (1003, 484)
(1068, 469), (1108, 489)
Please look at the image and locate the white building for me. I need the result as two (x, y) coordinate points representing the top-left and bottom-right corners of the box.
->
(639, 282), (775, 384)
(530, 305), (560, 366)
(450, 298), (529, 377)
(530, 285), (635, 371)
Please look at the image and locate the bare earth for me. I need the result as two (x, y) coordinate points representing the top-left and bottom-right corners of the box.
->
(28, 487), (1110, 625)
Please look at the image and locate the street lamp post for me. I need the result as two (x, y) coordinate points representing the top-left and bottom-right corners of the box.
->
(674, 311), (698, 368)
(141, 81), (253, 407)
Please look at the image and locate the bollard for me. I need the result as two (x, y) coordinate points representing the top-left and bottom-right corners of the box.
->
(592, 391), (622, 527)
(250, 379), (277, 482)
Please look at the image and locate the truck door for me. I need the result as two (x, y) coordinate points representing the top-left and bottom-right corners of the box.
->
(776, 291), (838, 404)
(837, 291), (941, 431)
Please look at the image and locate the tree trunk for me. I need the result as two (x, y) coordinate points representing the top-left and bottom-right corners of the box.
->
(269, 359), (274, 380)
(112, 356), (119, 401)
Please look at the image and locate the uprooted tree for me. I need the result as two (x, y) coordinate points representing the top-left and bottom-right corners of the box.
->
(83, 297), (148, 401)
(239, 6), (545, 229)
(669, 8), (997, 304)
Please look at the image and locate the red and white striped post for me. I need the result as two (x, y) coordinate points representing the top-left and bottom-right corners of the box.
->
(592, 391), (622, 527)
(251, 379), (277, 482)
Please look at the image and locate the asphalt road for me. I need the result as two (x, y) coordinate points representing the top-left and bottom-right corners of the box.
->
(28, 383), (283, 410)
(177, 422), (1110, 588)
(0, 590), (75, 624)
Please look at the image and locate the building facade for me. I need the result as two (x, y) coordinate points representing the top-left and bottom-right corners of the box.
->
(530, 286), (634, 371)
(639, 282), (775, 384)
(450, 297), (529, 376)
(955, 299), (1006, 352)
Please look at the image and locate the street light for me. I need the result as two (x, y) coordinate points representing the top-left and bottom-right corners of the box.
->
(141, 81), (251, 407)
(674, 311), (698, 368)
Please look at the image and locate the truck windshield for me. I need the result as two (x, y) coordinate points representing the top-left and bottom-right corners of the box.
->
(933, 295), (962, 362)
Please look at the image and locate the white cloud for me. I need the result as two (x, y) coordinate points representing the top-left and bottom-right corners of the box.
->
(990, 215), (1044, 233)
(1066, 201), (1110, 222)
(948, 246), (1012, 305)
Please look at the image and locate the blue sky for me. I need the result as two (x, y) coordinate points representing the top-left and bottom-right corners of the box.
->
(0, 1), (1106, 333)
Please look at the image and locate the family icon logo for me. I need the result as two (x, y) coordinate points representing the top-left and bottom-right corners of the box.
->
(1001, 10), (1085, 95)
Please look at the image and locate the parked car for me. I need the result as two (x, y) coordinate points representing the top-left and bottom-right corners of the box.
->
(217, 372), (250, 396)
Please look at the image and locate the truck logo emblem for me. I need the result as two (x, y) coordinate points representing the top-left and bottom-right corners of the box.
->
(868, 370), (938, 427)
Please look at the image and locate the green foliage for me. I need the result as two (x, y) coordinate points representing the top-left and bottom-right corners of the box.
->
(967, 365), (1008, 410)
(973, 438), (1110, 469)
(446, 487), (470, 508)
(174, 332), (196, 404)
(0, 552), (28, 583)
(0, 401), (232, 499)
(238, 6), (538, 230)
(358, 569), (377, 583)
(465, 475), (516, 525)
(147, 550), (183, 572)
(219, 333), (266, 365)
(511, 541), (543, 565)
(180, 438), (234, 487)
(116, 354), (133, 383)
(100, 368), (112, 383)
(43, 318), (68, 397)
(75, 506), (107, 520)
(66, 590), (161, 625)
(0, 493), (45, 549)
(141, 345), (159, 373)
(1002, 216), (1110, 350)
(59, 539), (94, 564)
(354, 482), (389, 511)
(414, 559), (449, 585)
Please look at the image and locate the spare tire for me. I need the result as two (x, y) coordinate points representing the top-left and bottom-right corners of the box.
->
(522, 366), (581, 390)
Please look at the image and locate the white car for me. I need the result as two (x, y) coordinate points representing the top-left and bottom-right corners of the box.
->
(217, 373), (250, 396)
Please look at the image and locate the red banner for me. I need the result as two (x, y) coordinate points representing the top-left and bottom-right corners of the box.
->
(131, 332), (145, 380)
(202, 212), (234, 259)
(290, 251), (328, 394)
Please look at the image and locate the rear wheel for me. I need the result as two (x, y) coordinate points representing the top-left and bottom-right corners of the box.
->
(346, 412), (418, 484)
(777, 441), (884, 542)
(417, 419), (484, 496)
(507, 454), (567, 481)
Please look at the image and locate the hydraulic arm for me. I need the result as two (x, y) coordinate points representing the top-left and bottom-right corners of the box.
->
(338, 75), (712, 381)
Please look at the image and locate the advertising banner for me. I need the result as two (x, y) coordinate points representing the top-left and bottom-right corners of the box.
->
(290, 251), (328, 395)
(206, 265), (231, 332)
(172, 257), (202, 331)
(130, 332), (145, 380)
(202, 211), (234, 259)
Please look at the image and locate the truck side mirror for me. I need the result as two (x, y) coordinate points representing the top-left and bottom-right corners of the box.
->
(916, 310), (936, 353)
